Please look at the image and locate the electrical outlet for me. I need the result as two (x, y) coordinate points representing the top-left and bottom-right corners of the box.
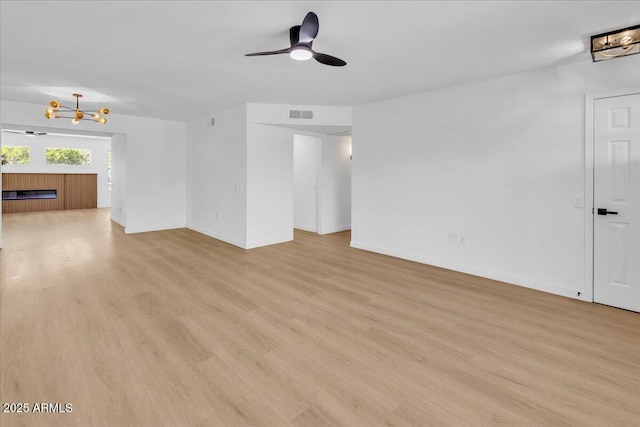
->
(459, 235), (467, 245)
(573, 195), (584, 208)
(448, 232), (458, 243)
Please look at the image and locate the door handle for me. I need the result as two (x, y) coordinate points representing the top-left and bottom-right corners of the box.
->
(597, 208), (618, 215)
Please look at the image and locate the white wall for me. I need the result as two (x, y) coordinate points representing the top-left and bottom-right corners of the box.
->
(118, 115), (186, 234)
(294, 134), (320, 232)
(1, 99), (187, 234)
(110, 133), (127, 226)
(319, 135), (351, 234)
(352, 55), (640, 300)
(246, 123), (294, 248)
(1, 132), (111, 208)
(186, 104), (247, 248)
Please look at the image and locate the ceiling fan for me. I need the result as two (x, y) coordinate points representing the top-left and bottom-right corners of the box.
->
(2, 130), (47, 136)
(245, 12), (347, 67)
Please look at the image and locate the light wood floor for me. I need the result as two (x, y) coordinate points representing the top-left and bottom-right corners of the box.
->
(1, 209), (638, 426)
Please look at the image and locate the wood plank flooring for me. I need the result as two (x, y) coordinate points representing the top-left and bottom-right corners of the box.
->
(1, 208), (639, 426)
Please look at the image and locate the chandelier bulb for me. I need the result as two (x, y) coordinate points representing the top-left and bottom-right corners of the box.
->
(71, 119), (79, 125)
(100, 117), (107, 125)
(101, 108), (109, 115)
(50, 101), (60, 108)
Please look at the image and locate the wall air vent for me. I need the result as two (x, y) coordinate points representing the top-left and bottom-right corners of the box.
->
(289, 110), (313, 119)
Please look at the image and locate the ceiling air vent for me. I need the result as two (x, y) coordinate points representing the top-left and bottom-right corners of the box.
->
(289, 110), (313, 119)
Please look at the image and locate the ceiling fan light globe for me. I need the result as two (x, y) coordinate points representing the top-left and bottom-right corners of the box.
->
(290, 48), (312, 61)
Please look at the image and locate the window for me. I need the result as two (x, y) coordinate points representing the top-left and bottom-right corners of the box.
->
(45, 147), (91, 166)
(108, 150), (112, 190)
(1, 145), (31, 164)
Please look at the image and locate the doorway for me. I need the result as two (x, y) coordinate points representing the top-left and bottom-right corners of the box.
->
(293, 134), (320, 232)
(588, 90), (640, 312)
(0, 125), (114, 248)
(293, 133), (352, 235)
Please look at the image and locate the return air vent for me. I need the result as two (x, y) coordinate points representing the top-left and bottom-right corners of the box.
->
(289, 110), (313, 119)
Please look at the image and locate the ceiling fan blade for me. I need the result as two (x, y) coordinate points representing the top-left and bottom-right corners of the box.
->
(312, 52), (347, 67)
(298, 12), (319, 43)
(245, 47), (292, 56)
(290, 26), (300, 46)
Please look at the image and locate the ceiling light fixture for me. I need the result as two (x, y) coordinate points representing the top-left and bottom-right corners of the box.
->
(591, 24), (640, 62)
(45, 93), (109, 125)
(290, 48), (313, 61)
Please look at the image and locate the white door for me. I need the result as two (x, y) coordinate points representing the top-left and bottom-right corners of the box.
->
(593, 93), (640, 312)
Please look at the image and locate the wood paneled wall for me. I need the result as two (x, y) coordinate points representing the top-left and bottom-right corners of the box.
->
(2, 173), (65, 213)
(64, 174), (98, 210)
(2, 173), (97, 214)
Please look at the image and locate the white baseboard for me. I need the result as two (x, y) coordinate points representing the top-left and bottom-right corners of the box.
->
(319, 225), (351, 235)
(186, 223), (247, 249)
(110, 216), (126, 227)
(295, 225), (351, 235)
(245, 235), (293, 249)
(349, 240), (587, 302)
(124, 223), (185, 235)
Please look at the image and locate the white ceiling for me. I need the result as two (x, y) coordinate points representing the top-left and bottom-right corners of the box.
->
(1, 1), (639, 122)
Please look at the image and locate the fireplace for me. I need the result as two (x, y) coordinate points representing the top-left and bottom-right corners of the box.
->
(2, 189), (57, 201)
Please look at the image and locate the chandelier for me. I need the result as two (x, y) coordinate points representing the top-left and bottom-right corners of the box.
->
(45, 93), (109, 125)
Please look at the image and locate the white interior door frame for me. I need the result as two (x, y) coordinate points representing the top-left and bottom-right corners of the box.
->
(584, 86), (640, 302)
